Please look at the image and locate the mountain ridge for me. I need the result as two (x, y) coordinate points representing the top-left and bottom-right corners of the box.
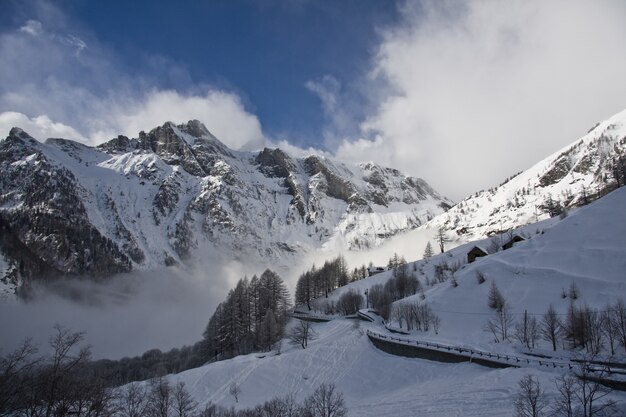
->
(0, 120), (450, 292)
(422, 108), (626, 244)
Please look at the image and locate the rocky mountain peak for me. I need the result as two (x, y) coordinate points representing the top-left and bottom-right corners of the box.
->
(0, 121), (449, 291)
(255, 148), (295, 178)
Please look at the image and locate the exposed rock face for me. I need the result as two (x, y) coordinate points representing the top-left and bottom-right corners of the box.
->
(0, 121), (449, 290)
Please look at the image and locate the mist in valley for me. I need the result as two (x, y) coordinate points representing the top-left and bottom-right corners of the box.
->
(0, 226), (440, 361)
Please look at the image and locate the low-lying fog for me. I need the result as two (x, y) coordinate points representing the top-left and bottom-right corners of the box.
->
(0, 228), (436, 360)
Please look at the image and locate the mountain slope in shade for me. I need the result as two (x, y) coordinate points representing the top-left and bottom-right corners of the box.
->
(424, 108), (626, 244)
(0, 121), (450, 290)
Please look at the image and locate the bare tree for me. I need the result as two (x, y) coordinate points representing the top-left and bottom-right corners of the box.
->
(571, 360), (616, 417)
(514, 375), (548, 417)
(172, 382), (197, 417)
(147, 377), (171, 417)
(484, 302), (513, 343)
(600, 310), (618, 355)
(303, 383), (347, 417)
(229, 382), (241, 403)
(515, 312), (539, 349)
(436, 228), (449, 253)
(0, 338), (39, 416)
(119, 383), (147, 417)
(337, 290), (363, 315)
(612, 299), (626, 353)
(432, 314), (441, 334)
(44, 325), (92, 417)
(540, 305), (562, 351)
(288, 320), (316, 349)
(552, 374), (576, 417)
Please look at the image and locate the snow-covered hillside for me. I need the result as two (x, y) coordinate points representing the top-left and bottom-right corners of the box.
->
(317, 186), (626, 354)
(151, 185), (626, 417)
(0, 121), (449, 289)
(166, 319), (562, 417)
(424, 108), (626, 245)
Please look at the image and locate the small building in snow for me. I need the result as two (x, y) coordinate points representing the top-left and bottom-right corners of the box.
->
(467, 246), (488, 263)
(502, 234), (526, 250)
(368, 266), (387, 276)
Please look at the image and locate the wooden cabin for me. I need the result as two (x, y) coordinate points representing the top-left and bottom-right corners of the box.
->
(502, 234), (525, 250)
(467, 246), (488, 263)
(367, 266), (387, 276)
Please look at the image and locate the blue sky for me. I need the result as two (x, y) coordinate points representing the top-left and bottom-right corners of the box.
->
(1, 0), (400, 146)
(2, 1), (626, 199)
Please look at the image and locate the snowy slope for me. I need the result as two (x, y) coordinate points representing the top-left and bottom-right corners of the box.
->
(146, 187), (626, 416)
(310, 186), (626, 356)
(423, 108), (626, 245)
(0, 121), (450, 287)
(162, 319), (624, 417)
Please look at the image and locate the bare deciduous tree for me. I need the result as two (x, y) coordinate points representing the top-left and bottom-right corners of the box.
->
(173, 382), (197, 417)
(303, 383), (347, 417)
(552, 374), (576, 417)
(436, 227), (449, 254)
(484, 301), (513, 343)
(147, 377), (171, 417)
(514, 375), (548, 417)
(288, 320), (316, 349)
(229, 382), (241, 403)
(119, 383), (147, 417)
(515, 312), (539, 349)
(540, 305), (562, 352)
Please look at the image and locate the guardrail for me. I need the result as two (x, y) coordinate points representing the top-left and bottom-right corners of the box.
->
(366, 329), (573, 370)
(288, 312), (333, 322)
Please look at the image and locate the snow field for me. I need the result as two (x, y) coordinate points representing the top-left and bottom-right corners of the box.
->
(162, 317), (626, 416)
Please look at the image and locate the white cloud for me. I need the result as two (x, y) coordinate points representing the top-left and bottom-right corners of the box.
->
(0, 111), (86, 141)
(19, 19), (43, 36)
(336, 0), (626, 200)
(0, 11), (266, 151)
(61, 34), (87, 56)
(305, 75), (340, 116)
(109, 89), (265, 150)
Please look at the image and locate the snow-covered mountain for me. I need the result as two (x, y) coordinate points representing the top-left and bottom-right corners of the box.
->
(425, 108), (626, 244)
(0, 120), (450, 288)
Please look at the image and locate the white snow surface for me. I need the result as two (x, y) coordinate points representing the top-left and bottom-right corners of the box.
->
(147, 187), (626, 416)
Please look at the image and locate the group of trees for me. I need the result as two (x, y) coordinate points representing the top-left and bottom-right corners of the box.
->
(0, 324), (348, 417)
(563, 299), (626, 355)
(89, 342), (206, 387)
(0, 325), (114, 417)
(514, 366), (616, 417)
(202, 269), (291, 361)
(194, 383), (347, 417)
(368, 262), (422, 320)
(485, 282), (626, 356)
(294, 256), (350, 308)
(390, 301), (441, 333)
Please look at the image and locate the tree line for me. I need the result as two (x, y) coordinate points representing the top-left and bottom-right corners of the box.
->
(202, 269), (291, 361)
(294, 256), (350, 309)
